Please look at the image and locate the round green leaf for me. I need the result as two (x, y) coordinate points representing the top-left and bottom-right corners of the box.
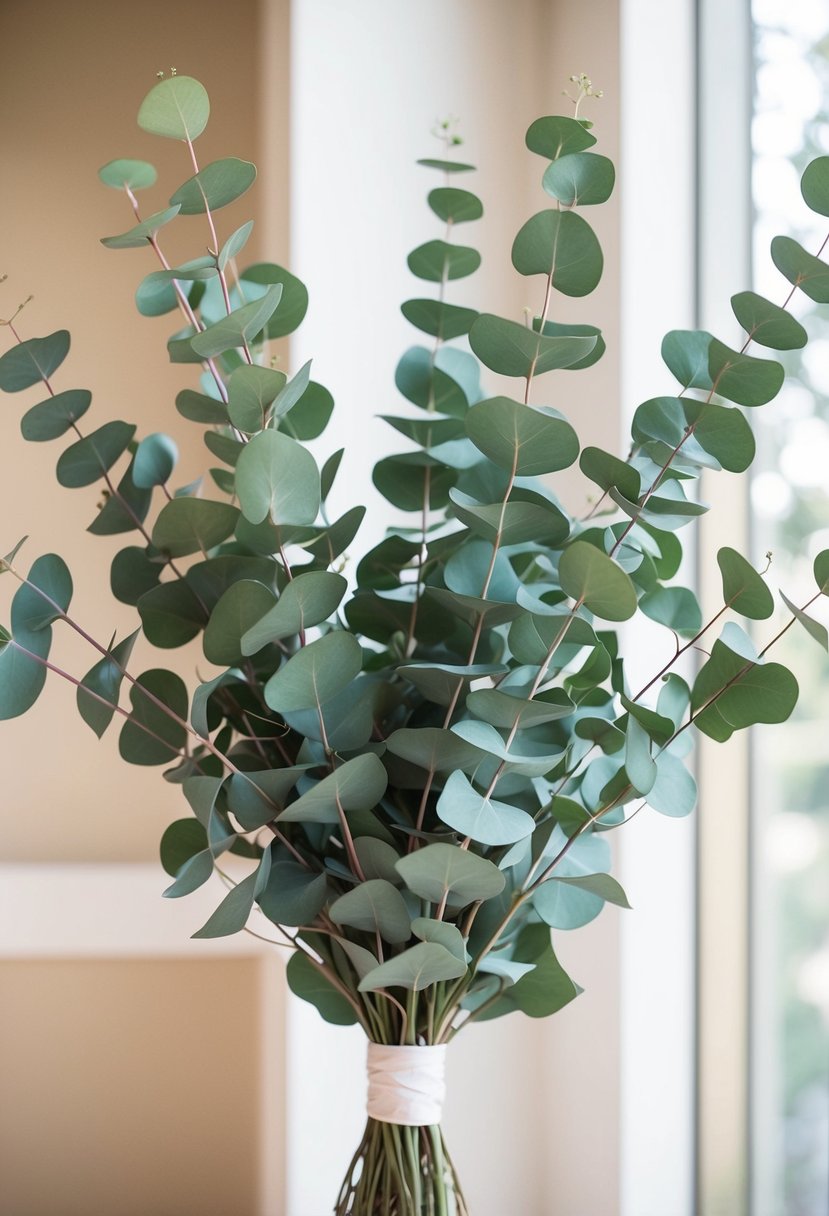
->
(241, 571), (346, 652)
(683, 400), (756, 473)
(436, 770), (535, 846)
(203, 580), (276, 665)
(0, 330), (70, 392)
(358, 942), (467, 993)
(407, 240), (481, 282)
(241, 263), (309, 339)
(512, 210), (603, 296)
(235, 429), (320, 526)
(175, 389), (228, 425)
(801, 156), (829, 216)
(730, 291), (807, 350)
(400, 298), (478, 340)
(525, 115), (596, 160)
(160, 818), (208, 878)
(98, 159), (158, 191)
(12, 553), (72, 632)
(427, 187), (483, 223)
(559, 540), (637, 621)
(468, 314), (596, 377)
(227, 365), (287, 433)
(133, 433), (178, 488)
(661, 330), (714, 391)
(717, 663), (799, 729)
(708, 339), (784, 407)
(717, 547), (774, 619)
(771, 236), (829, 303)
(264, 630), (361, 713)
(814, 550), (829, 594)
(100, 206), (181, 250)
(0, 626), (50, 720)
(330, 879), (411, 945)
(137, 75), (210, 141)
(542, 152), (615, 206)
(639, 586), (702, 637)
(278, 753), (388, 824)
(111, 546), (162, 606)
(56, 421), (135, 488)
(395, 843), (505, 906)
(258, 862), (328, 927)
(152, 498), (239, 558)
(286, 951), (357, 1026)
(190, 284), (283, 358)
(118, 668), (188, 766)
(20, 390), (91, 442)
(170, 157), (256, 214)
(647, 751), (697, 817)
(466, 396), (579, 475)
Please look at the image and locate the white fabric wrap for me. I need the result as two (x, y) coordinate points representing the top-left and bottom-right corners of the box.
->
(366, 1044), (447, 1126)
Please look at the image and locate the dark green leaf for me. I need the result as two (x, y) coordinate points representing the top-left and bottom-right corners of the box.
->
(0, 331), (70, 392)
(358, 942), (466, 992)
(780, 590), (828, 651)
(138, 580), (204, 647)
(684, 400), (756, 473)
(203, 580), (276, 665)
(708, 339), (783, 407)
(160, 818), (208, 878)
(12, 554), (72, 630)
(330, 879), (411, 944)
(427, 187), (483, 223)
(718, 547), (774, 619)
(533, 318), (606, 369)
(56, 421), (135, 488)
(192, 867), (261, 939)
(190, 285), (283, 358)
(152, 498), (239, 557)
(118, 668), (188, 765)
(468, 314), (595, 377)
(111, 546), (162, 605)
(227, 365), (286, 433)
(525, 115), (596, 159)
(558, 541), (637, 621)
(400, 298), (478, 340)
(241, 571), (346, 651)
(240, 263), (309, 339)
(730, 291), (807, 350)
(416, 158), (476, 173)
(20, 389), (91, 441)
(511, 210), (603, 295)
(661, 330), (713, 391)
(579, 447), (640, 500)
(286, 951), (358, 1026)
(278, 753), (388, 824)
(133, 433), (177, 488)
(408, 240), (480, 282)
(264, 630), (361, 713)
(76, 630), (139, 738)
(801, 156), (829, 216)
(771, 236), (829, 304)
(466, 396), (579, 474)
(395, 843), (505, 905)
(542, 152), (615, 206)
(175, 389), (228, 425)
(258, 861), (328, 927)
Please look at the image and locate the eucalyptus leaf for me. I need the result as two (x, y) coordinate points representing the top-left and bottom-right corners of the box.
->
(558, 541), (637, 621)
(170, 157), (256, 214)
(98, 158), (157, 190)
(469, 314), (595, 378)
(358, 942), (467, 993)
(235, 429), (320, 526)
(264, 630), (361, 713)
(330, 879), (411, 944)
(285, 951), (358, 1026)
(118, 668), (188, 766)
(278, 753), (388, 824)
(395, 843), (505, 905)
(0, 331), (70, 393)
(152, 498), (239, 558)
(466, 396), (579, 474)
(542, 152), (615, 206)
(512, 210), (603, 296)
(76, 630), (139, 738)
(56, 421), (135, 488)
(137, 75), (210, 141)
(241, 572), (346, 651)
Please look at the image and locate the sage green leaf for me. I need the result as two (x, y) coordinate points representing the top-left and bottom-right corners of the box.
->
(508, 610), (598, 665)
(449, 489), (569, 546)
(395, 346), (469, 416)
(466, 686), (573, 730)
(191, 285), (282, 358)
(407, 240), (481, 282)
(162, 849), (214, 898)
(718, 547), (774, 619)
(118, 668), (188, 765)
(218, 220), (255, 271)
(299, 506), (365, 565)
(632, 395), (690, 449)
(398, 663), (506, 707)
(354, 838), (403, 885)
(98, 158), (157, 190)
(466, 396), (579, 474)
(241, 572), (346, 652)
(657, 673), (691, 729)
(647, 751), (697, 817)
(321, 449), (344, 501)
(708, 339), (784, 407)
(226, 767), (308, 829)
(20, 389), (91, 441)
(100, 206), (181, 249)
(716, 663), (799, 729)
(0, 331), (70, 392)
(278, 753), (388, 824)
(661, 330), (714, 391)
(359, 942), (467, 993)
(815, 550), (829, 593)
(424, 187), (484, 229)
(620, 696), (675, 746)
(227, 365), (286, 433)
(525, 115), (596, 159)
(133, 433), (177, 488)
(411, 918), (467, 962)
(558, 541), (637, 620)
(278, 380), (334, 441)
(436, 770), (535, 846)
(192, 867), (261, 939)
(451, 719), (562, 777)
(240, 263), (309, 339)
(264, 631), (361, 713)
(639, 586), (702, 637)
(780, 591), (828, 651)
(258, 861), (328, 927)
(385, 726), (486, 773)
(373, 453), (456, 512)
(579, 447), (640, 500)
(175, 389), (228, 425)
(395, 843), (505, 905)
(167, 329), (202, 363)
(13, 553), (72, 630)
(400, 298), (479, 340)
(468, 314), (595, 377)
(76, 630), (139, 738)
(88, 465), (153, 536)
(137, 74), (210, 141)
(152, 498), (239, 557)
(137, 580), (204, 648)
(730, 291), (807, 350)
(203, 580), (276, 665)
(416, 157), (476, 173)
(204, 432), (242, 468)
(170, 157), (256, 214)
(770, 236), (829, 303)
(136, 257), (217, 317)
(380, 413), (465, 451)
(330, 879), (411, 944)
(625, 714), (657, 795)
(235, 429), (320, 526)
(501, 931), (580, 1017)
(542, 152), (615, 206)
(512, 210), (602, 295)
(286, 951), (358, 1026)
(534, 318), (605, 370)
(111, 546), (162, 606)
(0, 625), (50, 719)
(535, 871), (629, 931)
(683, 400), (756, 473)
(270, 360), (313, 420)
(56, 421), (135, 488)
(801, 156), (829, 216)
(160, 818), (208, 877)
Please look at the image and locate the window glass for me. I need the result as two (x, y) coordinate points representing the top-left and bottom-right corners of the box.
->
(751, 3), (829, 1212)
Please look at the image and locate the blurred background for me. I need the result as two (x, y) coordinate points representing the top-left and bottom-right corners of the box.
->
(0, 1), (826, 1214)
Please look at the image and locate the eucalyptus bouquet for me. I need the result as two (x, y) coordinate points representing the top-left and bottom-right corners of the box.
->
(3, 71), (829, 1215)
